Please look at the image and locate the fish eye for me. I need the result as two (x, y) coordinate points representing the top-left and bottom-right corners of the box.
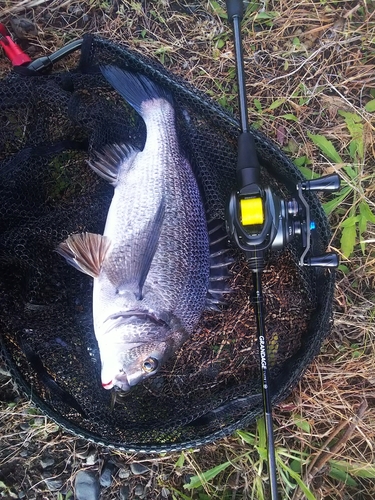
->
(142, 357), (158, 373)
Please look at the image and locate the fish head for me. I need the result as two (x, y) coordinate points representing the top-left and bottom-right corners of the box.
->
(103, 341), (167, 391)
(99, 312), (187, 391)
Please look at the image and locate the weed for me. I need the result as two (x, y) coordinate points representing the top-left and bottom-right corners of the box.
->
(296, 109), (375, 258)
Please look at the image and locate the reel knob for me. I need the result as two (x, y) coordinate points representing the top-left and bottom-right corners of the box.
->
(304, 253), (340, 268)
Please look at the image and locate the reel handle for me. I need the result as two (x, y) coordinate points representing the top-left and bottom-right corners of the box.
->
(302, 174), (341, 192)
(305, 253), (340, 268)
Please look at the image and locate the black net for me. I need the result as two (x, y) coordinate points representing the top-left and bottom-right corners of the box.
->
(0, 35), (335, 452)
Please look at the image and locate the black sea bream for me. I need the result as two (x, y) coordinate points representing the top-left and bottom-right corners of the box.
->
(57, 67), (211, 391)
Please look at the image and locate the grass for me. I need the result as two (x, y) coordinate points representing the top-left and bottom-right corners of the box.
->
(0, 0), (375, 499)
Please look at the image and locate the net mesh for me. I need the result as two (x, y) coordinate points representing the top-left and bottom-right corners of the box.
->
(0, 35), (335, 452)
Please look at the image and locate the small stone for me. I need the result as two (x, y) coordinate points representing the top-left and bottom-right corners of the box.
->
(33, 417), (44, 426)
(75, 470), (100, 500)
(99, 463), (115, 488)
(118, 467), (130, 479)
(161, 487), (170, 498)
(130, 463), (149, 475)
(119, 484), (130, 500)
(20, 422), (29, 431)
(68, 5), (84, 16)
(10, 17), (37, 39)
(18, 491), (26, 499)
(134, 483), (145, 498)
(40, 456), (55, 469)
(183, 473), (193, 485)
(20, 450), (28, 458)
(43, 477), (63, 491)
(85, 451), (97, 465)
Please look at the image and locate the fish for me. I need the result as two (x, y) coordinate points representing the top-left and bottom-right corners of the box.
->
(56, 67), (230, 392)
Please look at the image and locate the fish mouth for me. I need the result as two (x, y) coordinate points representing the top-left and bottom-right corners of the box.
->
(112, 370), (145, 392)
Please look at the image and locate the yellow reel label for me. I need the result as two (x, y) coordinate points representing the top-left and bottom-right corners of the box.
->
(240, 197), (264, 225)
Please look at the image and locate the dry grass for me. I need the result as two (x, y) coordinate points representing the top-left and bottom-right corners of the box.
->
(0, 0), (375, 499)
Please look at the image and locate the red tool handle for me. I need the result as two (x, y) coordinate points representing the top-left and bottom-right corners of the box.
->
(0, 23), (31, 66)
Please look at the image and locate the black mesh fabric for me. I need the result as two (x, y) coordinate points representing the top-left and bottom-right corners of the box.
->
(0, 35), (335, 452)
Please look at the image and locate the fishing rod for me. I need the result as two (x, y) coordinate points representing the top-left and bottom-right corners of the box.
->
(224, 1), (340, 498)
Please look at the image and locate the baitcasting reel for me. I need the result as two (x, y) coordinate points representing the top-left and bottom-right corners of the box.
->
(226, 134), (341, 272)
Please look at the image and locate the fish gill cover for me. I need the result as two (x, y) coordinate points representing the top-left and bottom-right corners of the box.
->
(0, 35), (335, 452)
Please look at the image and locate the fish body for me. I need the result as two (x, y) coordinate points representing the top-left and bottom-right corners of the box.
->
(57, 68), (211, 391)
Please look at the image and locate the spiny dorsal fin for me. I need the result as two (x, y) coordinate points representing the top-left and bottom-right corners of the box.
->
(88, 143), (138, 185)
(56, 232), (111, 278)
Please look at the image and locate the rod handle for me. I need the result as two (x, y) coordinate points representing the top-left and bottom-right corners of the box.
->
(225, 0), (244, 21)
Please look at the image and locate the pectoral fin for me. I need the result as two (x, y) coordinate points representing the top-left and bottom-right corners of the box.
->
(88, 143), (138, 185)
(56, 232), (111, 278)
(116, 197), (165, 300)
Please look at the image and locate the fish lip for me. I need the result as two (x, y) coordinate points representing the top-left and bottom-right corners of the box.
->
(113, 374), (131, 392)
(102, 380), (114, 389)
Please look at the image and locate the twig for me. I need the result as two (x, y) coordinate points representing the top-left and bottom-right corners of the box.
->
(292, 399), (368, 500)
(267, 37), (362, 84)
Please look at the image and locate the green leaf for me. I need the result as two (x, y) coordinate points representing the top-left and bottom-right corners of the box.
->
(322, 186), (351, 215)
(208, 0), (227, 19)
(343, 164), (358, 180)
(256, 416), (267, 450)
(296, 166), (319, 180)
(340, 223), (356, 258)
(328, 466), (358, 487)
(341, 215), (360, 228)
(359, 200), (375, 223)
(278, 462), (316, 500)
(237, 429), (256, 446)
(290, 459), (302, 473)
(183, 461), (232, 490)
(267, 98), (285, 111)
(254, 98), (262, 111)
(175, 452), (185, 468)
(307, 132), (343, 163)
(330, 459), (375, 478)
(365, 99), (375, 112)
(292, 415), (311, 433)
(293, 156), (307, 167)
(0, 481), (7, 489)
(281, 113), (298, 122)
(255, 11), (280, 21)
(338, 111), (364, 160)
(216, 37), (225, 49)
(338, 264), (349, 274)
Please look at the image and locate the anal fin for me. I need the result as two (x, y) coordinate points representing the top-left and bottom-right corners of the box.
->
(56, 232), (111, 278)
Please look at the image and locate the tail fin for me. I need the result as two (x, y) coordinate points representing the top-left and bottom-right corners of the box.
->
(100, 66), (172, 115)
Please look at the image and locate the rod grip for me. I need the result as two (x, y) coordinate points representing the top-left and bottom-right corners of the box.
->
(237, 132), (260, 188)
(226, 0), (244, 20)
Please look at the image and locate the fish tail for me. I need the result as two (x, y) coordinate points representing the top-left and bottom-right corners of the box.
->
(100, 66), (172, 116)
